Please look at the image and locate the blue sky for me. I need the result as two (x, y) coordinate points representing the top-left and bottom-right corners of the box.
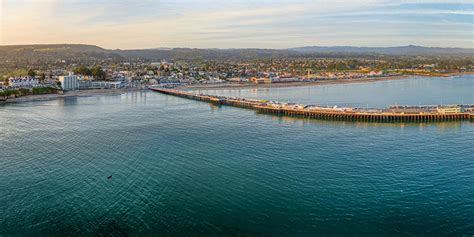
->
(1, 0), (473, 49)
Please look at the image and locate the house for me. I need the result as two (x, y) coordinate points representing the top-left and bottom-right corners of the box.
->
(368, 71), (383, 77)
(8, 77), (39, 88)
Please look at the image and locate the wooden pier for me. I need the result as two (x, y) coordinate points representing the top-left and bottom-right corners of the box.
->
(150, 88), (474, 123)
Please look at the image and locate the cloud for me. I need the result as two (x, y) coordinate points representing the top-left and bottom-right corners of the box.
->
(1, 0), (473, 48)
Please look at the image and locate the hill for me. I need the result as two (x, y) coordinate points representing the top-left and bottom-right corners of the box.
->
(0, 44), (123, 66)
(0, 44), (472, 64)
(291, 45), (474, 56)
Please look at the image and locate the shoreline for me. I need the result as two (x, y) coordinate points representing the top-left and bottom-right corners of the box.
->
(179, 72), (472, 90)
(2, 88), (144, 104)
(1, 73), (471, 104)
(179, 75), (411, 90)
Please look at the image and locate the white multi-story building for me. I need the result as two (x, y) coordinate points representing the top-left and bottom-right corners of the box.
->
(59, 72), (78, 90)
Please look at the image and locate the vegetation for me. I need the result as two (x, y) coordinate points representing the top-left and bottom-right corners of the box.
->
(39, 73), (46, 83)
(73, 65), (107, 80)
(1, 44), (472, 67)
(0, 86), (59, 101)
(32, 87), (59, 95)
(73, 66), (92, 76)
(0, 89), (19, 97)
(27, 69), (36, 77)
(3, 69), (29, 78)
(92, 66), (106, 80)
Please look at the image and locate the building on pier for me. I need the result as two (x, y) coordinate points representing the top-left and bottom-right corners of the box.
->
(149, 88), (472, 123)
(437, 106), (463, 114)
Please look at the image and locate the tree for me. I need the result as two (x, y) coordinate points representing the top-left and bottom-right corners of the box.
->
(28, 69), (36, 78)
(39, 73), (46, 83)
(1, 89), (19, 100)
(146, 66), (157, 71)
(73, 66), (92, 76)
(91, 66), (106, 80)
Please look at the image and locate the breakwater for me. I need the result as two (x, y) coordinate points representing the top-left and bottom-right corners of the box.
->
(150, 88), (474, 122)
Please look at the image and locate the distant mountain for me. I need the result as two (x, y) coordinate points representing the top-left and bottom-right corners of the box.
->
(113, 48), (295, 61)
(0, 44), (123, 65)
(290, 45), (474, 56)
(0, 44), (472, 65)
(110, 45), (474, 61)
(0, 44), (107, 53)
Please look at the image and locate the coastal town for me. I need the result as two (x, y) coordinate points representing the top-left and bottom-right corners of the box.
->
(1, 56), (473, 102)
(7, 49), (470, 122)
(2, 1), (474, 236)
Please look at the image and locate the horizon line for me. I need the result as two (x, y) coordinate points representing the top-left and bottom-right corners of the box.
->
(1, 43), (473, 51)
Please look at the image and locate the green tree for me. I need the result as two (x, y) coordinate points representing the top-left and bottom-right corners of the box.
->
(39, 73), (46, 83)
(73, 66), (92, 76)
(28, 69), (36, 78)
(91, 66), (106, 80)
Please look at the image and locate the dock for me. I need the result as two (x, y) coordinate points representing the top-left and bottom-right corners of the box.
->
(150, 88), (474, 123)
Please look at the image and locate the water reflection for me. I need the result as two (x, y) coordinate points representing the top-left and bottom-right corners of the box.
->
(209, 104), (222, 112)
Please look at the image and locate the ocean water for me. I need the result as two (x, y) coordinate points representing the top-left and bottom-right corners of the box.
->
(0, 76), (473, 237)
(196, 75), (474, 107)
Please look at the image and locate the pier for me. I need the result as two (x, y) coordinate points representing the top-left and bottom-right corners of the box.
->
(150, 88), (474, 123)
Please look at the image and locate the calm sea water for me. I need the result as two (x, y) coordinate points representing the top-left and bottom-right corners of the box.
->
(196, 75), (474, 107)
(1, 76), (473, 237)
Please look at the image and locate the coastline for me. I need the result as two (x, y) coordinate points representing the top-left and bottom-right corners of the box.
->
(2, 73), (471, 104)
(2, 88), (143, 104)
(179, 72), (472, 90)
(179, 75), (412, 90)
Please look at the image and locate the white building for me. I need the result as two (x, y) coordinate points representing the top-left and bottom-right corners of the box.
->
(78, 80), (92, 89)
(437, 106), (463, 114)
(270, 77), (300, 83)
(91, 81), (125, 89)
(59, 72), (78, 90)
(227, 77), (248, 82)
(368, 70), (384, 77)
(8, 77), (39, 88)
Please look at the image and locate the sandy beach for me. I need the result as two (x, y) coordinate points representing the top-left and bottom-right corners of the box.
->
(180, 73), (472, 90)
(3, 88), (144, 104)
(179, 75), (412, 90)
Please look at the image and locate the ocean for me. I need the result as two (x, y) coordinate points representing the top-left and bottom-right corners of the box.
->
(1, 75), (473, 236)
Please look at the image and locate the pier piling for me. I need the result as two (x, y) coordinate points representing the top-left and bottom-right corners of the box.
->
(150, 88), (473, 123)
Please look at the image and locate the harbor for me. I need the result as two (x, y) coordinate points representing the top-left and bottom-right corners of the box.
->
(150, 87), (474, 123)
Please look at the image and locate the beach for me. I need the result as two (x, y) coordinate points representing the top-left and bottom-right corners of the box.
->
(2, 88), (143, 103)
(179, 75), (413, 90)
(180, 72), (473, 90)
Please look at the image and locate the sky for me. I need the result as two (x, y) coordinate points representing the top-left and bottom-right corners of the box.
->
(0, 0), (473, 49)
